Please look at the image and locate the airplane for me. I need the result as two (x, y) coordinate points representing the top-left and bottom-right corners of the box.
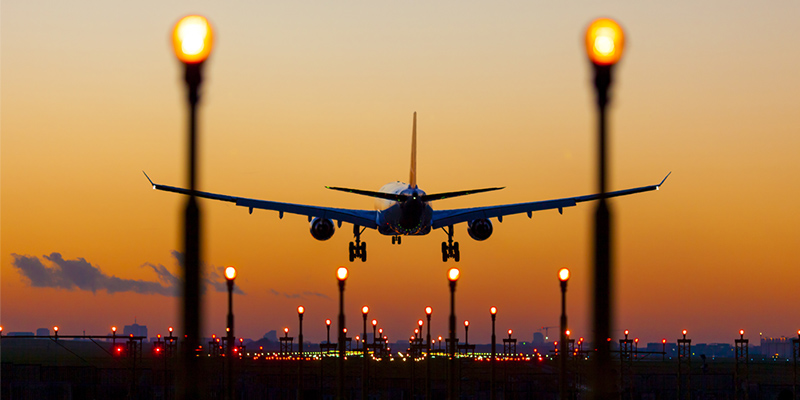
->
(144, 112), (669, 262)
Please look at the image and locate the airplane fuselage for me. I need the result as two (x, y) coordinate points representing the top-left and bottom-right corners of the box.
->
(375, 182), (433, 236)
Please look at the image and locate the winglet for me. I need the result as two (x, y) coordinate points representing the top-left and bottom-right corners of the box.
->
(142, 171), (156, 189)
(657, 171), (671, 189)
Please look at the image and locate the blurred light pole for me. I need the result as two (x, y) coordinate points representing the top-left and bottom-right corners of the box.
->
(559, 268), (570, 400)
(662, 338), (667, 361)
(448, 268), (460, 400)
(224, 266), (236, 400)
(584, 18), (625, 400)
(425, 306), (432, 400)
(112, 326), (117, 347)
(361, 305), (369, 400)
(326, 319), (332, 344)
(53, 326), (59, 341)
(298, 305), (305, 400)
(464, 320), (470, 347)
(172, 15), (214, 400)
(490, 306), (497, 400)
(337, 267), (348, 400)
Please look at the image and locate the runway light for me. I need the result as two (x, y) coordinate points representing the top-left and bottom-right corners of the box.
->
(112, 326), (117, 333)
(448, 268), (460, 282)
(662, 338), (667, 344)
(508, 329), (513, 336)
(53, 326), (59, 332)
(585, 18), (625, 66)
(172, 15), (214, 64)
(225, 266), (236, 281)
(739, 329), (744, 336)
(682, 329), (687, 336)
(464, 320), (469, 327)
(490, 306), (497, 315)
(372, 319), (377, 327)
(425, 306), (432, 315)
(419, 320), (424, 327)
(566, 330), (571, 336)
(362, 306), (369, 314)
(558, 268), (570, 282)
(624, 330), (629, 336)
(337, 267), (348, 281)
(298, 306), (305, 315)
(169, 327), (173, 333)
(326, 319), (331, 326)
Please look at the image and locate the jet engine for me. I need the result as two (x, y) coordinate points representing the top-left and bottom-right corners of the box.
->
(467, 218), (493, 241)
(309, 218), (335, 241)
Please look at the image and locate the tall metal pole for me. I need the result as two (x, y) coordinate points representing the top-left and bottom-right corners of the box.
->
(226, 276), (235, 400)
(426, 308), (432, 400)
(448, 279), (457, 400)
(298, 306), (304, 400)
(362, 308), (368, 400)
(560, 278), (569, 400)
(491, 307), (497, 400)
(337, 268), (347, 400)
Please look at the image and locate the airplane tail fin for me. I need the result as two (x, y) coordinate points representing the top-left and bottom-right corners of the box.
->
(410, 112), (417, 189)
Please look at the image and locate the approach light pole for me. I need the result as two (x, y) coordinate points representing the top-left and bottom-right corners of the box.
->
(425, 306), (433, 399)
(490, 306), (497, 400)
(559, 268), (570, 400)
(361, 305), (369, 400)
(448, 268), (460, 400)
(224, 266), (236, 400)
(297, 305), (305, 399)
(584, 18), (625, 400)
(336, 267), (348, 400)
(172, 15), (214, 400)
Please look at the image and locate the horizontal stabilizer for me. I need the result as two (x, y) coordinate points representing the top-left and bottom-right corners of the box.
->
(421, 187), (504, 202)
(326, 186), (406, 201)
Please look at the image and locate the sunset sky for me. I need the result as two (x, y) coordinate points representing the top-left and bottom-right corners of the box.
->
(2, 1), (799, 346)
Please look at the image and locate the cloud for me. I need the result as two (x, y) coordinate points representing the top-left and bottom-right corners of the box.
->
(269, 289), (329, 300)
(11, 251), (244, 296)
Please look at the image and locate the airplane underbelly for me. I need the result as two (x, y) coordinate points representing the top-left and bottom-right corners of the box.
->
(377, 204), (432, 236)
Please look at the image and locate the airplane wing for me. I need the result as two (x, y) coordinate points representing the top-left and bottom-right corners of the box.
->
(143, 172), (379, 229)
(431, 173), (670, 229)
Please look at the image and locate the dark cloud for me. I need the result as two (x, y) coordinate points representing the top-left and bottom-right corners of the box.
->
(11, 251), (244, 296)
(269, 289), (329, 300)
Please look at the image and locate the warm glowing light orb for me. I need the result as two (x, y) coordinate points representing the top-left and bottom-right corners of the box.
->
(508, 329), (513, 335)
(448, 268), (460, 282)
(566, 330), (571, 336)
(224, 266), (237, 281)
(112, 326), (117, 332)
(337, 267), (348, 281)
(53, 326), (59, 332)
(739, 329), (744, 336)
(425, 306), (432, 315)
(372, 319), (377, 326)
(326, 319), (331, 326)
(662, 338), (667, 344)
(169, 327), (173, 332)
(297, 306), (305, 314)
(418, 320), (424, 327)
(362, 306), (369, 314)
(172, 15), (214, 64)
(490, 306), (497, 315)
(558, 268), (570, 282)
(464, 320), (469, 327)
(682, 329), (688, 336)
(624, 330), (629, 336)
(284, 327), (289, 333)
(585, 18), (625, 66)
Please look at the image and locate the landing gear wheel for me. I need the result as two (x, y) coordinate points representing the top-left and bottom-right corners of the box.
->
(392, 237), (396, 244)
(397, 236), (402, 245)
(349, 242), (356, 262)
(360, 242), (367, 262)
(453, 242), (460, 262)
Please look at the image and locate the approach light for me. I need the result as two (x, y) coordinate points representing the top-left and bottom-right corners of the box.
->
(326, 319), (331, 326)
(585, 18), (625, 66)
(566, 330), (571, 336)
(739, 329), (744, 336)
(172, 15), (214, 64)
(662, 338), (667, 344)
(337, 267), (348, 281)
(53, 326), (59, 332)
(508, 329), (513, 336)
(298, 306), (305, 315)
(558, 268), (570, 282)
(448, 268), (460, 282)
(419, 320), (424, 327)
(224, 266), (236, 281)
(682, 329), (687, 336)
(372, 319), (377, 327)
(362, 306), (369, 315)
(464, 320), (469, 327)
(169, 327), (173, 333)
(425, 306), (432, 315)
(284, 327), (289, 334)
(112, 326), (117, 333)
(624, 330), (629, 336)
(490, 306), (497, 315)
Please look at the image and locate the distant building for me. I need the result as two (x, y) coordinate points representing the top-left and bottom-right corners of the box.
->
(761, 337), (793, 359)
(123, 321), (148, 341)
(532, 332), (544, 347)
(7, 332), (34, 337)
(36, 328), (50, 336)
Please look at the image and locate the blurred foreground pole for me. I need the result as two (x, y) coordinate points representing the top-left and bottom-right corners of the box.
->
(172, 15), (214, 400)
(584, 17), (625, 400)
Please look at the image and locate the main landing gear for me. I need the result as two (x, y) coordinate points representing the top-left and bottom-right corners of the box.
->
(441, 225), (460, 262)
(391, 235), (402, 245)
(349, 225), (367, 262)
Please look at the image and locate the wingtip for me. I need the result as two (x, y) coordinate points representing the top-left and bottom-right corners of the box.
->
(142, 171), (155, 187)
(657, 171), (672, 188)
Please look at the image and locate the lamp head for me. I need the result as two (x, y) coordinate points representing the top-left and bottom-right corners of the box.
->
(490, 306), (497, 315)
(464, 320), (469, 327)
(297, 306), (305, 315)
(585, 18), (625, 66)
(425, 306), (432, 315)
(508, 329), (513, 336)
(53, 326), (59, 332)
(558, 268), (570, 282)
(566, 330), (571, 337)
(172, 15), (214, 64)
(739, 329), (744, 336)
(326, 319), (331, 326)
(224, 266), (236, 281)
(682, 329), (687, 336)
(418, 319), (424, 327)
(372, 319), (377, 327)
(112, 326), (117, 333)
(662, 338), (667, 344)
(624, 329), (629, 336)
(169, 326), (173, 333)
(448, 268), (460, 282)
(362, 306), (369, 315)
(337, 267), (348, 281)
(284, 327), (289, 334)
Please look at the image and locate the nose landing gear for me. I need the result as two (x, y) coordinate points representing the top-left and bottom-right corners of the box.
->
(349, 225), (367, 262)
(441, 225), (460, 262)
(391, 235), (402, 245)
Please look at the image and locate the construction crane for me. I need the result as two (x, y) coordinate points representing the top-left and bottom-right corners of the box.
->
(539, 326), (557, 341)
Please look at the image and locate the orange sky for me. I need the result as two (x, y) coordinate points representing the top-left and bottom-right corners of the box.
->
(2, 1), (799, 345)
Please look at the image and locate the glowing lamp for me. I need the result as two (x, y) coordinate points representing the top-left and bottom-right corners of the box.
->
(634, 338), (639, 343)
(739, 329), (744, 336)
(662, 339), (666, 344)
(624, 330), (629, 336)
(158, 334), (162, 339)
(682, 329), (687, 336)
(298, 306), (305, 315)
(448, 268), (460, 282)
(425, 306), (432, 315)
(172, 15), (214, 64)
(326, 319), (331, 326)
(414, 329), (419, 334)
(362, 306), (369, 315)
(508, 329), (513, 336)
(372, 319), (377, 327)
(438, 336), (442, 341)
(224, 266), (236, 281)
(490, 306), (497, 315)
(169, 327), (173, 333)
(566, 330), (571, 336)
(418, 320), (424, 327)
(585, 18), (625, 66)
(343, 328), (347, 333)
(558, 268), (570, 282)
(53, 326), (59, 332)
(284, 327), (289, 334)
(337, 267), (348, 281)
(112, 326), (117, 333)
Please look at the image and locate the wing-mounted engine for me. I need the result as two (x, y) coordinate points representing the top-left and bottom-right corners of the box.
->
(310, 217), (335, 241)
(467, 219), (493, 241)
